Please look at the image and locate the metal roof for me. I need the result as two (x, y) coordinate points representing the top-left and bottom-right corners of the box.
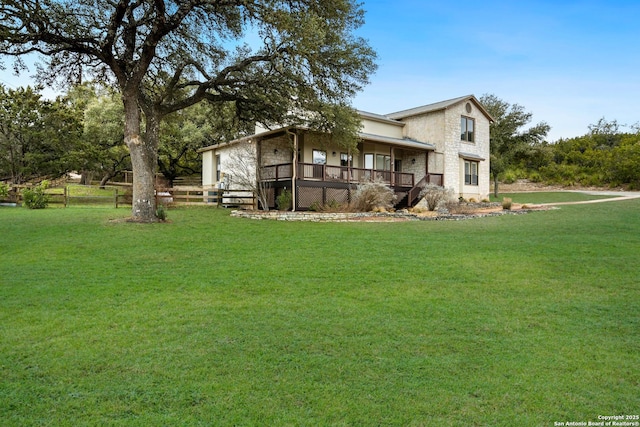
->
(357, 110), (404, 126)
(359, 132), (436, 151)
(386, 95), (494, 122)
(458, 151), (486, 161)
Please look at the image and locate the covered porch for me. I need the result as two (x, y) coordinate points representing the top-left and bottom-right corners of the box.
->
(260, 162), (444, 210)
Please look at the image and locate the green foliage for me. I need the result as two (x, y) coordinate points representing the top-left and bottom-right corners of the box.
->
(479, 94), (550, 196)
(70, 83), (129, 186)
(0, 85), (82, 184)
(156, 204), (168, 221)
(21, 180), (50, 209)
(0, 182), (9, 199)
(276, 189), (292, 211)
(0, 0), (377, 221)
(352, 179), (396, 212)
(533, 123), (640, 188)
(502, 170), (518, 184)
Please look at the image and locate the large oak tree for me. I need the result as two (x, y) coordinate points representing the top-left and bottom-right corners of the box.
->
(0, 0), (376, 221)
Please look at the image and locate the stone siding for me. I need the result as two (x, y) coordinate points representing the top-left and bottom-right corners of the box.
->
(260, 134), (292, 166)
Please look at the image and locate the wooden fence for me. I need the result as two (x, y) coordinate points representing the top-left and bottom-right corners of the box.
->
(2, 184), (256, 209)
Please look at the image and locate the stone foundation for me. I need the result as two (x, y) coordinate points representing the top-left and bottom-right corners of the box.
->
(230, 209), (534, 222)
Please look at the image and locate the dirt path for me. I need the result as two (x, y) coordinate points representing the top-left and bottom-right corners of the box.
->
(499, 181), (640, 206)
(535, 194), (640, 207)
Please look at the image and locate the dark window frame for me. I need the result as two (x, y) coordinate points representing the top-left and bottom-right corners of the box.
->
(340, 152), (353, 167)
(461, 116), (475, 142)
(464, 160), (479, 186)
(312, 149), (327, 165)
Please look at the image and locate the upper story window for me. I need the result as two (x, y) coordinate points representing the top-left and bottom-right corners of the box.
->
(461, 116), (475, 142)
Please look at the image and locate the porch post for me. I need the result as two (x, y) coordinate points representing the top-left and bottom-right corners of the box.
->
(390, 146), (395, 186)
(287, 129), (298, 211)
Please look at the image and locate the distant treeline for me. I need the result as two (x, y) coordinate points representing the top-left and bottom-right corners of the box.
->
(504, 119), (640, 189)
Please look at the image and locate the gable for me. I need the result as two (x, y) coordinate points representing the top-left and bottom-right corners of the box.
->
(386, 95), (494, 123)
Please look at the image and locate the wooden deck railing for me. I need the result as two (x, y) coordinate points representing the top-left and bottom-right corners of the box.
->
(261, 163), (418, 187)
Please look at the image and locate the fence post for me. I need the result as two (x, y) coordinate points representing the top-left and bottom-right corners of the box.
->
(64, 185), (68, 208)
(114, 188), (119, 208)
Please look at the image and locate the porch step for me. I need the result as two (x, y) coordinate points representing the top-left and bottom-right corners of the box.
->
(394, 192), (410, 209)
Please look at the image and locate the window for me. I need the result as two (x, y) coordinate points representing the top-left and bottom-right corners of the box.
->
(215, 154), (221, 181)
(461, 116), (475, 142)
(340, 152), (353, 167)
(312, 149), (326, 164)
(364, 153), (374, 169)
(376, 154), (391, 171)
(465, 160), (479, 186)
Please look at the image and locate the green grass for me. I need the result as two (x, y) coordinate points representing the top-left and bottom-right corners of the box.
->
(1, 201), (639, 426)
(491, 191), (615, 204)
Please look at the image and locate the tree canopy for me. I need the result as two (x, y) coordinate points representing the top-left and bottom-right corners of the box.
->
(479, 94), (550, 196)
(0, 84), (82, 183)
(1, 0), (377, 221)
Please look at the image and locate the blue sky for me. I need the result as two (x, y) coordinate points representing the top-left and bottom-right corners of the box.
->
(1, 0), (637, 142)
(353, 0), (640, 141)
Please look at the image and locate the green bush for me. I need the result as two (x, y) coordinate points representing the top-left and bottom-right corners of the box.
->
(502, 170), (518, 184)
(276, 189), (292, 211)
(0, 182), (9, 199)
(22, 181), (50, 209)
(528, 171), (542, 183)
(156, 204), (168, 221)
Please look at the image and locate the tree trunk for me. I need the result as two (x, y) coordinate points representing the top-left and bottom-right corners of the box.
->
(123, 93), (157, 222)
(493, 172), (499, 198)
(99, 173), (111, 189)
(80, 170), (93, 185)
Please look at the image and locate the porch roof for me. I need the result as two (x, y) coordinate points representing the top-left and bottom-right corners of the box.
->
(459, 151), (486, 161)
(359, 132), (436, 151)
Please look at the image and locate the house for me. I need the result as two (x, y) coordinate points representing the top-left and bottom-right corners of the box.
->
(199, 95), (493, 210)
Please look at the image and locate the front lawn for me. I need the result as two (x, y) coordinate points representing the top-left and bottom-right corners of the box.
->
(1, 201), (638, 426)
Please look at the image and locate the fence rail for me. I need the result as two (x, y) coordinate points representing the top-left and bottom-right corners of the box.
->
(1, 184), (255, 209)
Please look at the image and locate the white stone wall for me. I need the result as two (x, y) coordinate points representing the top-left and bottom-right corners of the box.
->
(401, 111), (446, 151)
(399, 150), (427, 178)
(260, 134), (293, 165)
(399, 100), (490, 200)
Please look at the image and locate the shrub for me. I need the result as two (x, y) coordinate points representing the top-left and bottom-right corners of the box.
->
(352, 179), (396, 212)
(22, 181), (50, 209)
(502, 170), (518, 184)
(502, 197), (513, 210)
(276, 189), (292, 211)
(528, 171), (542, 183)
(309, 199), (345, 212)
(0, 182), (9, 199)
(419, 184), (453, 211)
(156, 204), (168, 221)
(443, 200), (474, 215)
